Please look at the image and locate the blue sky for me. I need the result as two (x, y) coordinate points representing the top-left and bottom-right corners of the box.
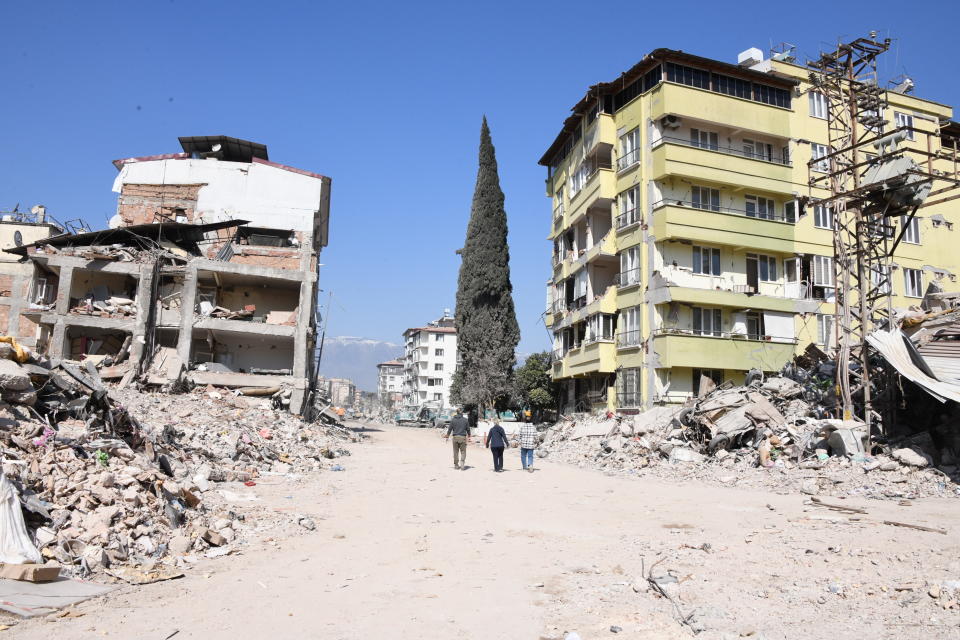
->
(3, 1), (959, 366)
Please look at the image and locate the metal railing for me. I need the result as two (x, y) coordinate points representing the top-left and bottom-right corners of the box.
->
(661, 135), (791, 166)
(616, 269), (641, 287)
(616, 209), (641, 229)
(616, 330), (642, 348)
(617, 149), (640, 171)
(650, 328), (799, 344)
(651, 199), (796, 224)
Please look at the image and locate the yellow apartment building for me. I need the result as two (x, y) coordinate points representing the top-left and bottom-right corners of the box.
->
(541, 46), (960, 413)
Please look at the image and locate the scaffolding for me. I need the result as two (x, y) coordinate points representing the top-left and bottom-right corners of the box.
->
(806, 34), (960, 437)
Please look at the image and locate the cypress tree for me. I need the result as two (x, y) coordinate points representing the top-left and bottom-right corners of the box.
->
(451, 117), (520, 413)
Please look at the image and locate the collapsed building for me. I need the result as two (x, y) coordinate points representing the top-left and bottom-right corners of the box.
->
(3, 136), (331, 414)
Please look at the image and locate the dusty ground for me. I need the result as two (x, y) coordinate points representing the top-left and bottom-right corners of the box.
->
(6, 422), (960, 639)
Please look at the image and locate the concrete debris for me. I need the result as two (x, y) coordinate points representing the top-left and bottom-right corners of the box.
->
(0, 340), (357, 580)
(542, 365), (959, 500)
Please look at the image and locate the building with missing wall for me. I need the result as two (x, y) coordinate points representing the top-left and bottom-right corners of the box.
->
(4, 136), (331, 414)
(542, 46), (960, 413)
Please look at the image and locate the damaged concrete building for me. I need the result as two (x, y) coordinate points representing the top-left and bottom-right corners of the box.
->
(5, 136), (331, 413)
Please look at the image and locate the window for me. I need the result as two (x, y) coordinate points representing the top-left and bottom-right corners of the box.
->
(692, 307), (722, 336)
(814, 204), (834, 229)
(871, 265), (891, 294)
(743, 139), (773, 162)
(817, 314), (835, 347)
(569, 161), (590, 196)
(813, 255), (835, 287)
(785, 258), (799, 284)
(692, 246), (721, 276)
(901, 215), (920, 244)
(664, 62), (790, 108)
(619, 247), (640, 286)
(617, 368), (641, 407)
(618, 128), (640, 170)
(745, 195), (776, 220)
(784, 200), (798, 223)
(553, 189), (564, 220)
(433, 393), (442, 401)
(691, 186), (720, 211)
(435, 348), (444, 356)
(745, 311), (765, 339)
(904, 268), (923, 297)
(693, 369), (723, 395)
(428, 378), (443, 387)
(690, 128), (719, 150)
(586, 314), (616, 342)
(811, 143), (830, 172)
(618, 307), (640, 347)
(434, 363), (443, 371)
(747, 254), (778, 281)
(809, 91), (828, 119)
(435, 334), (444, 342)
(895, 111), (915, 140)
(617, 186), (640, 227)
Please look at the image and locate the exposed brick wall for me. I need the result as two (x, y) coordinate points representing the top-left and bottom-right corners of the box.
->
(18, 314), (36, 339)
(230, 252), (301, 271)
(117, 183), (204, 226)
(0, 275), (13, 297)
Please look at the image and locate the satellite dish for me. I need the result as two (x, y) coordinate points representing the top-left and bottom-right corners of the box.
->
(14, 231), (23, 247)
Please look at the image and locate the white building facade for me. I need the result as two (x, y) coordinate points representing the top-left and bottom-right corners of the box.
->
(376, 360), (404, 407)
(402, 314), (458, 409)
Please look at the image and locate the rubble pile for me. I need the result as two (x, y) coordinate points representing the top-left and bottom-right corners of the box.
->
(0, 340), (356, 580)
(541, 373), (959, 501)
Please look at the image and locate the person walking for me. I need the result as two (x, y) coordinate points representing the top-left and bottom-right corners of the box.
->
(445, 410), (471, 470)
(484, 422), (509, 472)
(518, 421), (538, 472)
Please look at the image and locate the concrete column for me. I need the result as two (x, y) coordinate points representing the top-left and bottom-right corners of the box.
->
(129, 261), (155, 365)
(50, 320), (66, 359)
(7, 274), (26, 337)
(54, 266), (74, 315)
(176, 264), (198, 365)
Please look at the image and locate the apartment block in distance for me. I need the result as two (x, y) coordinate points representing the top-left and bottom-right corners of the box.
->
(542, 45), (960, 412)
(377, 359), (404, 408)
(6, 136), (330, 413)
(402, 313), (457, 409)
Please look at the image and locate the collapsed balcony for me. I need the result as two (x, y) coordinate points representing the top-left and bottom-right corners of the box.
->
(68, 271), (138, 319)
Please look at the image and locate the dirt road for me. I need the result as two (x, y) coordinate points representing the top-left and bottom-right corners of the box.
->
(9, 423), (960, 639)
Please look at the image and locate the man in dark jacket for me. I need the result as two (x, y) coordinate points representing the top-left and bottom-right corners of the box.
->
(484, 422), (509, 472)
(445, 410), (471, 470)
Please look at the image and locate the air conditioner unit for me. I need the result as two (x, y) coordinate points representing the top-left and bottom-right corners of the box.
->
(660, 115), (681, 129)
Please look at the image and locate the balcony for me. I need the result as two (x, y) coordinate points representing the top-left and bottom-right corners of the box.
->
(567, 168), (616, 226)
(650, 284), (798, 313)
(649, 82), (792, 140)
(651, 201), (796, 255)
(651, 140), (793, 195)
(615, 207), (641, 231)
(651, 329), (798, 371)
(553, 285), (617, 329)
(660, 135), (790, 167)
(551, 340), (616, 379)
(582, 113), (616, 157)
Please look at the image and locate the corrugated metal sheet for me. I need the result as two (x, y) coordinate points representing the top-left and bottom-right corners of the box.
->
(867, 330), (960, 403)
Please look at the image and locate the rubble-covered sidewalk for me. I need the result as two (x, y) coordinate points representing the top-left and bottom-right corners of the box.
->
(540, 355), (959, 501)
(0, 340), (357, 586)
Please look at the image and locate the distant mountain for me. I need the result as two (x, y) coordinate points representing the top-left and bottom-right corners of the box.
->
(318, 336), (403, 392)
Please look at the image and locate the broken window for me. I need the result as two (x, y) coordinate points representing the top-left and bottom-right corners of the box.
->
(236, 227), (296, 248)
(904, 268), (923, 297)
(693, 368), (723, 394)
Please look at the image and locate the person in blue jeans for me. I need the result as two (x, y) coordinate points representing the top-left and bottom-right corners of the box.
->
(484, 422), (509, 472)
(517, 422), (538, 472)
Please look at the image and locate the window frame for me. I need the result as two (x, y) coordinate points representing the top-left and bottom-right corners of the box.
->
(811, 143), (830, 172)
(618, 128), (640, 171)
(691, 185), (720, 212)
(692, 306), (722, 337)
(813, 204), (834, 230)
(808, 91), (828, 119)
(895, 111), (915, 141)
(692, 245), (721, 276)
(901, 215), (920, 244)
(904, 267), (923, 298)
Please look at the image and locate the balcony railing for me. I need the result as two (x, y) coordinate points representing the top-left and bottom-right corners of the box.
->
(616, 209), (641, 229)
(661, 135), (791, 166)
(651, 328), (798, 344)
(652, 199), (795, 224)
(616, 269), (641, 288)
(617, 149), (640, 171)
(617, 329), (642, 348)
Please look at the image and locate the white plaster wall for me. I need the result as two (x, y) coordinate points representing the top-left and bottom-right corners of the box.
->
(113, 159), (325, 232)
